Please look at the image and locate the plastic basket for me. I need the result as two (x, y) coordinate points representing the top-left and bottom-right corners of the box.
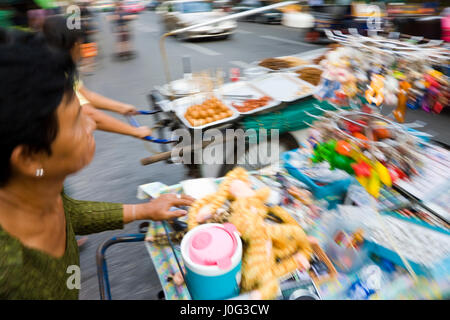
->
(241, 98), (339, 134)
(283, 151), (352, 209)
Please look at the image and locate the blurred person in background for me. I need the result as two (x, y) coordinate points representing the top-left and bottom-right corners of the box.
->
(110, 0), (137, 59)
(0, 29), (194, 299)
(78, 0), (99, 73)
(43, 15), (152, 140)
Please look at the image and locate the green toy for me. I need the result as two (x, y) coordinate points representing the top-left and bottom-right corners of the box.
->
(312, 140), (355, 174)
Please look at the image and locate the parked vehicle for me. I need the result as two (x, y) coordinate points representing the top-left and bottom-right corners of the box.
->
(157, 0), (237, 40)
(122, 0), (145, 14)
(232, 0), (283, 24)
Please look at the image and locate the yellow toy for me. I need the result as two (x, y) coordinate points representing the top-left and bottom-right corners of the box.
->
(187, 168), (313, 299)
(365, 74), (385, 107)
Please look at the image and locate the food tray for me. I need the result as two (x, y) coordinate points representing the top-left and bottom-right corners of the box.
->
(293, 64), (324, 87)
(218, 81), (282, 115)
(254, 56), (309, 72)
(250, 73), (317, 103)
(170, 93), (240, 130)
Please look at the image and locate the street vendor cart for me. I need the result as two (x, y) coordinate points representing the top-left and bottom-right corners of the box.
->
(96, 3), (450, 301)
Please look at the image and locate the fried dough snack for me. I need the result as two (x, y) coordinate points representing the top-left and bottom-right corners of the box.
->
(187, 167), (312, 299)
(184, 96), (233, 127)
(187, 167), (249, 230)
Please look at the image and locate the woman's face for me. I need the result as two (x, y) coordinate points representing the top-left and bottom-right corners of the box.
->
(40, 94), (96, 178)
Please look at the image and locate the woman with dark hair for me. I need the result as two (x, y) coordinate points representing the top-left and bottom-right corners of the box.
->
(43, 15), (152, 140)
(0, 29), (193, 299)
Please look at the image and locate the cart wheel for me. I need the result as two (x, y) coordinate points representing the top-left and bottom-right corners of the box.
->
(157, 290), (166, 300)
(218, 132), (299, 176)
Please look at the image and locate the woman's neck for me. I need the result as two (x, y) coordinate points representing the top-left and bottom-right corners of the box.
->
(0, 176), (65, 218)
(0, 177), (68, 257)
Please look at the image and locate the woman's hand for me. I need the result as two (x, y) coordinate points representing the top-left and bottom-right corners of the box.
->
(133, 126), (152, 139)
(145, 194), (194, 221)
(119, 103), (138, 115)
(124, 194), (195, 223)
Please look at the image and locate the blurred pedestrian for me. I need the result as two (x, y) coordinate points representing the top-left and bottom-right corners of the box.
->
(43, 15), (152, 140)
(110, 0), (137, 59)
(0, 29), (194, 299)
(78, 1), (98, 73)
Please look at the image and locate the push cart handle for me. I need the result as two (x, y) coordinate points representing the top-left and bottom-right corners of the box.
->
(96, 233), (146, 300)
(137, 109), (162, 115)
(140, 134), (239, 165)
(141, 150), (173, 165)
(126, 115), (178, 144)
(140, 139), (214, 165)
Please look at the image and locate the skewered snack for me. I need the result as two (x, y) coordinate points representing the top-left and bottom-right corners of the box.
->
(281, 56), (308, 67)
(296, 67), (323, 86)
(259, 58), (293, 70)
(312, 55), (326, 65)
(184, 96), (234, 127)
(231, 96), (272, 113)
(187, 167), (313, 300)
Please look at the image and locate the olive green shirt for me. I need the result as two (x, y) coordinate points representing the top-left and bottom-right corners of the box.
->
(0, 193), (124, 300)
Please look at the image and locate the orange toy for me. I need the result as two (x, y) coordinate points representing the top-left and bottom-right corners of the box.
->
(353, 132), (369, 148)
(393, 81), (411, 123)
(365, 74), (385, 107)
(335, 140), (352, 156)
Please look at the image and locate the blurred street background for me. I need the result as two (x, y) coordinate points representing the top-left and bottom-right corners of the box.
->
(2, 0), (449, 299)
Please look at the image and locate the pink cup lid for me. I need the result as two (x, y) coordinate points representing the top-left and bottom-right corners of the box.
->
(188, 223), (237, 270)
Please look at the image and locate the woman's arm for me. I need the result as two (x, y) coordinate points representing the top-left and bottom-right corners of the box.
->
(63, 193), (194, 236)
(78, 85), (137, 115)
(82, 104), (151, 138)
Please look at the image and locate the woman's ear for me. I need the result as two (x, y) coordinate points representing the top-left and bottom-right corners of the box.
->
(10, 146), (44, 179)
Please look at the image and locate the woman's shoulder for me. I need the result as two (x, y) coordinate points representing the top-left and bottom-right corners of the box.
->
(0, 229), (23, 268)
(0, 229), (24, 291)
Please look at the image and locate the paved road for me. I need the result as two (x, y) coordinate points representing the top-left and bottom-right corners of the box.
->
(67, 11), (450, 300)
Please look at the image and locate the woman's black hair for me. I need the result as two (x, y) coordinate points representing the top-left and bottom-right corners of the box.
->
(42, 14), (84, 51)
(0, 28), (77, 187)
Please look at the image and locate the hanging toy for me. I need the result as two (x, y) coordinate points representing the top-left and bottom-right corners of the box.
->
(367, 169), (381, 198)
(335, 140), (353, 157)
(383, 75), (399, 107)
(374, 161), (392, 188)
(372, 121), (391, 140)
(365, 74), (385, 108)
(393, 80), (411, 123)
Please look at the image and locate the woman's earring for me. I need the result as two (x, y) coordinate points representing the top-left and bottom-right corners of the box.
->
(36, 168), (44, 177)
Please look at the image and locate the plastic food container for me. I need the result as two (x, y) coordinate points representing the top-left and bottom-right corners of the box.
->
(323, 216), (369, 274)
(180, 223), (243, 300)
